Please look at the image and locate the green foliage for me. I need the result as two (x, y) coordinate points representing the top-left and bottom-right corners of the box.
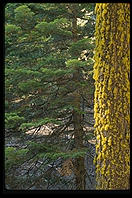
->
(27, 141), (59, 154)
(5, 112), (25, 130)
(66, 59), (86, 68)
(5, 2), (95, 138)
(35, 17), (72, 37)
(35, 21), (54, 35)
(5, 3), (95, 189)
(14, 5), (35, 29)
(5, 24), (21, 34)
(18, 80), (41, 93)
(5, 147), (29, 171)
(41, 68), (73, 79)
(69, 38), (94, 57)
(19, 118), (61, 131)
(27, 141), (87, 161)
(43, 149), (87, 161)
(5, 68), (41, 78)
(5, 3), (21, 23)
(5, 24), (21, 47)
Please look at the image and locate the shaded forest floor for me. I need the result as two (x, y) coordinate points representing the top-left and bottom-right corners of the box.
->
(5, 107), (96, 190)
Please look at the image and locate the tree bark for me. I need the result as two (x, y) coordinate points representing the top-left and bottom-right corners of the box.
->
(94, 3), (130, 189)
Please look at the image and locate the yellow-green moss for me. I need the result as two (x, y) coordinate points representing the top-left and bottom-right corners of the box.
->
(94, 3), (130, 190)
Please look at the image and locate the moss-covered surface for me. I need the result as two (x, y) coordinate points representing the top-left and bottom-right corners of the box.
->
(93, 3), (130, 189)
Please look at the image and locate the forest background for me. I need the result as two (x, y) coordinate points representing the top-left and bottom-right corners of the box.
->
(4, 2), (130, 191)
(5, 3), (96, 190)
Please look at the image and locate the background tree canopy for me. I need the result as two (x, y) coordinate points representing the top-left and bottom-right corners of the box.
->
(5, 3), (95, 132)
(5, 3), (96, 190)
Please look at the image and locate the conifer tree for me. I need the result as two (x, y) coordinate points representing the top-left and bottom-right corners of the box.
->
(5, 3), (95, 189)
(93, 3), (130, 189)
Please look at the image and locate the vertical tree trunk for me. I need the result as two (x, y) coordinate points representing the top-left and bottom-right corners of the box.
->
(70, 4), (86, 190)
(93, 3), (130, 189)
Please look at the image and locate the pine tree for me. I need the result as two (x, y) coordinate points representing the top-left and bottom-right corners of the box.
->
(93, 3), (130, 189)
(68, 4), (86, 189)
(5, 3), (95, 189)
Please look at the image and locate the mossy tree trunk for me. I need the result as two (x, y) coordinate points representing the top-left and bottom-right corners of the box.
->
(70, 4), (86, 190)
(93, 3), (130, 189)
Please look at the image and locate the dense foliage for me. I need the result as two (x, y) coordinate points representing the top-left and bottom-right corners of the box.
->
(5, 3), (95, 190)
(5, 3), (95, 133)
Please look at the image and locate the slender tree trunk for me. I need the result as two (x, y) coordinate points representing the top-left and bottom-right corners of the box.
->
(94, 3), (130, 189)
(70, 4), (86, 190)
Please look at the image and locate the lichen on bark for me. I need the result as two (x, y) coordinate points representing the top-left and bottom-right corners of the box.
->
(93, 3), (130, 189)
